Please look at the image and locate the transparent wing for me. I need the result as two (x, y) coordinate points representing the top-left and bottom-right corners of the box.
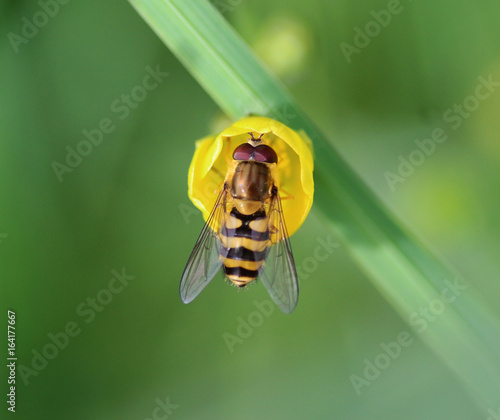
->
(259, 187), (299, 314)
(180, 187), (228, 304)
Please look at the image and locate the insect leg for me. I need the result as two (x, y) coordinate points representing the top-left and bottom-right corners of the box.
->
(277, 187), (295, 201)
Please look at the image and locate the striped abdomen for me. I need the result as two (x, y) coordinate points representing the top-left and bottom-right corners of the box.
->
(221, 206), (270, 287)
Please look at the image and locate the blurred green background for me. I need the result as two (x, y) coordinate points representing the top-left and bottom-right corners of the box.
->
(2, 0), (500, 419)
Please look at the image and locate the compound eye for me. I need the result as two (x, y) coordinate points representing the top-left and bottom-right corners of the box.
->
(233, 143), (254, 161)
(254, 144), (278, 163)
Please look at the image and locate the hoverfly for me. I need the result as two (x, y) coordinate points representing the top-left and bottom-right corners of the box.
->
(180, 132), (299, 313)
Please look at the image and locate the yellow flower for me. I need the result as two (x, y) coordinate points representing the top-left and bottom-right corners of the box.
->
(188, 116), (314, 236)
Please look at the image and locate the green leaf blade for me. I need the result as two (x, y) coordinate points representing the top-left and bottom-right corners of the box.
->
(129, 0), (500, 411)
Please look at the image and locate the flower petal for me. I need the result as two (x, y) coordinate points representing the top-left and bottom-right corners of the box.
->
(187, 117), (314, 236)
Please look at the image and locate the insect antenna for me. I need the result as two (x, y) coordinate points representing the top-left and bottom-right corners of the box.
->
(248, 132), (264, 143)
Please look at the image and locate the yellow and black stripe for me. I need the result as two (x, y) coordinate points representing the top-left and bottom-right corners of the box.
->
(221, 206), (270, 287)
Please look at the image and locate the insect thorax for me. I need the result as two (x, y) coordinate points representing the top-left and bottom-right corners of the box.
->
(230, 161), (271, 204)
